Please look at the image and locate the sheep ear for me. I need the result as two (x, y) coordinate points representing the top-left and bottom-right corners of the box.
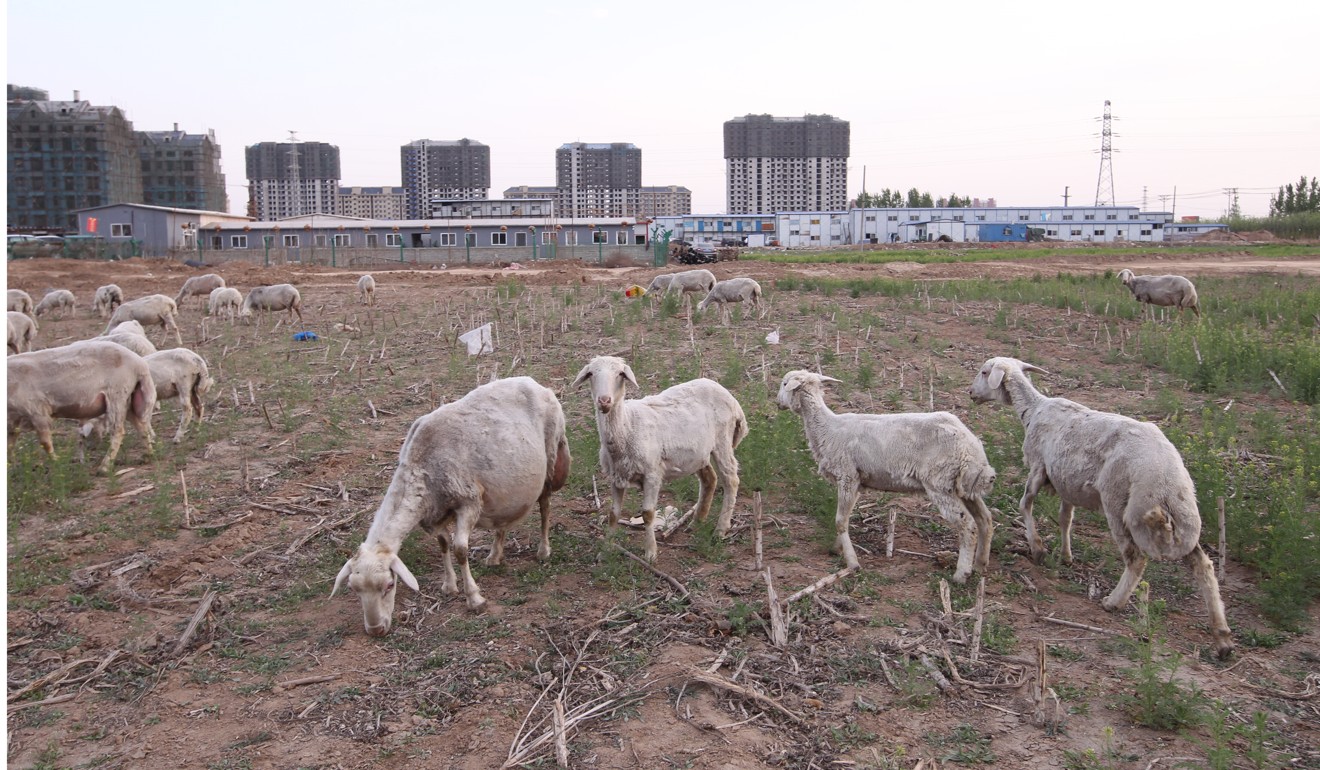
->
(1021, 363), (1050, 376)
(391, 555), (420, 592)
(330, 560), (352, 597)
(622, 365), (640, 390)
(987, 366), (1006, 391)
(820, 375), (842, 385)
(571, 364), (592, 388)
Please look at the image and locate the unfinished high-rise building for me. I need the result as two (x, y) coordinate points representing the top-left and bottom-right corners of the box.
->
(137, 124), (228, 212)
(245, 140), (341, 220)
(556, 142), (642, 218)
(724, 114), (849, 215)
(400, 139), (490, 219)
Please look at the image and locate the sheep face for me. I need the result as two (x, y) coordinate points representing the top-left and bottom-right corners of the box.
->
(1117, 268), (1135, 286)
(776, 370), (839, 413)
(332, 545), (420, 637)
(968, 357), (1048, 405)
(573, 356), (638, 415)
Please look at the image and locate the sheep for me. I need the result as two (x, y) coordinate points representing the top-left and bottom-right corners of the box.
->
(101, 331), (157, 358)
(241, 284), (303, 324)
(8, 340), (156, 474)
(207, 287), (243, 322)
(646, 269), (716, 296)
(175, 274), (226, 309)
(573, 355), (747, 562)
(8, 289), (34, 315)
(33, 289), (76, 319)
(1117, 268), (1200, 319)
(777, 370), (996, 581)
(105, 294), (182, 346)
(105, 319), (148, 338)
(144, 348), (213, 443)
(696, 277), (762, 318)
(92, 284), (124, 319)
(8, 311), (39, 354)
(331, 376), (571, 635)
(357, 274), (376, 306)
(968, 356), (1233, 658)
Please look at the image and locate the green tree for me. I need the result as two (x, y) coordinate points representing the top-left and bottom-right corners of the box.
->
(1270, 175), (1320, 216)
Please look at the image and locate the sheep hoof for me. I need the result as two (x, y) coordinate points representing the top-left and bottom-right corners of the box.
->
(1216, 638), (1235, 660)
(537, 547), (551, 561)
(1101, 597), (1123, 612)
(951, 572), (971, 584)
(468, 597), (488, 614)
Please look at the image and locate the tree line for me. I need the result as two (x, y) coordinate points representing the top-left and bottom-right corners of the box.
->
(853, 188), (974, 208)
(1270, 175), (1320, 216)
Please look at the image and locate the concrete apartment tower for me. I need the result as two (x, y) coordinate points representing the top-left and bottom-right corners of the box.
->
(137, 124), (228, 212)
(724, 114), (850, 214)
(400, 139), (490, 219)
(556, 142), (642, 218)
(245, 140), (340, 220)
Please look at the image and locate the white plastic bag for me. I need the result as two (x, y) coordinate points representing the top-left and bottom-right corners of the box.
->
(458, 322), (494, 355)
(766, 328), (781, 344)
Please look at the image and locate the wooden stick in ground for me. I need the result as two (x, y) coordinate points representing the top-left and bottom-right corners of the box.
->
(970, 576), (986, 664)
(180, 470), (191, 529)
(753, 492), (763, 571)
(918, 654), (954, 693)
(1038, 614), (1122, 636)
(173, 589), (217, 656)
(604, 542), (689, 600)
(939, 578), (953, 621)
(886, 506), (897, 558)
(782, 567), (855, 607)
(764, 568), (788, 648)
(277, 673), (341, 689)
(683, 666), (804, 723)
(553, 697), (569, 768)
(1217, 496), (1227, 583)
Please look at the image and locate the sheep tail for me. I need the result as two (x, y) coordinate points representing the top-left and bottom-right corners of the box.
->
(549, 437), (571, 492)
(189, 373), (207, 418)
(732, 414), (749, 449)
(959, 463), (997, 498)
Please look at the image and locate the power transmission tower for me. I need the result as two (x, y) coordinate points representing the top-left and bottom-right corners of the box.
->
(1094, 100), (1116, 206)
(287, 130), (302, 218)
(1224, 187), (1240, 218)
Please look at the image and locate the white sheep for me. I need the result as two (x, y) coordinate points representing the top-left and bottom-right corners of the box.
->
(332, 376), (571, 635)
(8, 289), (34, 316)
(573, 355), (747, 562)
(646, 269), (716, 296)
(33, 289), (76, 319)
(1117, 268), (1200, 319)
(357, 274), (376, 306)
(101, 331), (157, 358)
(8, 340), (156, 473)
(8, 311), (39, 354)
(175, 274), (226, 309)
(105, 294), (182, 346)
(145, 348), (213, 443)
(207, 287), (243, 323)
(777, 370), (996, 581)
(105, 319), (148, 338)
(969, 356), (1233, 658)
(92, 284), (124, 319)
(696, 277), (762, 318)
(241, 284), (303, 324)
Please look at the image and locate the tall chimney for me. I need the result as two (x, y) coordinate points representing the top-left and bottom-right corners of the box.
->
(73, 89), (80, 101)
(174, 122), (179, 132)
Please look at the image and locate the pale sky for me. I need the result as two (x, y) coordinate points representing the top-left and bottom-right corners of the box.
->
(8, 0), (1318, 219)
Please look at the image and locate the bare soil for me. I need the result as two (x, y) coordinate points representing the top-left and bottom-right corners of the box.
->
(6, 248), (1320, 770)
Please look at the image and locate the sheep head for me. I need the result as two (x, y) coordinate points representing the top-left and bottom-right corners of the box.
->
(1117, 268), (1135, 286)
(969, 357), (1048, 405)
(331, 543), (420, 637)
(573, 356), (638, 414)
(776, 370), (839, 413)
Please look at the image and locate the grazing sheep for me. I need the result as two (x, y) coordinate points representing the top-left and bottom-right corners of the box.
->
(175, 274), (226, 309)
(144, 349), (213, 443)
(92, 284), (124, 319)
(777, 370), (996, 581)
(573, 355), (747, 562)
(332, 377), (571, 635)
(105, 319), (148, 338)
(646, 269), (716, 296)
(8, 311), (39, 354)
(357, 274), (376, 306)
(241, 284), (303, 324)
(33, 289), (76, 319)
(1117, 268), (1200, 319)
(207, 287), (243, 322)
(8, 289), (34, 315)
(696, 277), (762, 317)
(969, 356), (1233, 658)
(101, 331), (157, 358)
(8, 340), (156, 473)
(105, 294), (182, 346)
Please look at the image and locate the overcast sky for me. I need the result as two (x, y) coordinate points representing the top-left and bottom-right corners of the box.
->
(9, 0), (1318, 219)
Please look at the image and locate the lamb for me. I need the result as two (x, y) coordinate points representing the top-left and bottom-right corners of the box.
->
(105, 294), (182, 346)
(207, 287), (243, 322)
(33, 289), (76, 319)
(968, 356), (1233, 658)
(8, 311), (39, 354)
(92, 284), (124, 319)
(777, 370), (996, 581)
(144, 349), (213, 442)
(8, 289), (34, 315)
(331, 377), (571, 635)
(241, 284), (303, 324)
(357, 274), (376, 306)
(8, 340), (156, 473)
(573, 355), (747, 563)
(696, 277), (763, 317)
(1117, 268), (1200, 319)
(646, 269), (716, 296)
(175, 274), (226, 309)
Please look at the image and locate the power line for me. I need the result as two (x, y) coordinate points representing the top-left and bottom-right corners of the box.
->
(1094, 100), (1116, 206)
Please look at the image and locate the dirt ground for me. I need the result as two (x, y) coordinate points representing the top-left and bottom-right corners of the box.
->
(6, 247), (1320, 770)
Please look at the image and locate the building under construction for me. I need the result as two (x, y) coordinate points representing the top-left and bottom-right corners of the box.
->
(245, 140), (341, 220)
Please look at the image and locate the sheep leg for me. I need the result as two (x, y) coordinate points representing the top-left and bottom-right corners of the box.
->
(98, 421), (126, 475)
(640, 478), (663, 563)
(486, 529), (507, 566)
(690, 465), (718, 523)
(932, 493), (977, 583)
(33, 419), (57, 460)
(451, 506), (487, 611)
(711, 448), (741, 536)
(833, 478), (862, 570)
(1185, 545), (1234, 659)
(1058, 502), (1075, 564)
(173, 400), (194, 444)
(422, 522), (460, 596)
(607, 483), (627, 529)
(1102, 536), (1148, 612)
(536, 489), (553, 561)
(965, 495), (995, 575)
(1019, 466), (1049, 563)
